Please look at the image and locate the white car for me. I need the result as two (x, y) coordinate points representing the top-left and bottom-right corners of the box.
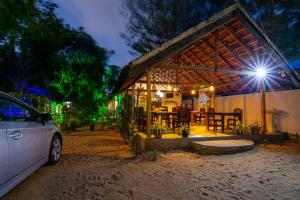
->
(0, 91), (62, 198)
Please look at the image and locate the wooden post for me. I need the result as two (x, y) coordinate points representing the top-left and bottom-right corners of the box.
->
(211, 93), (215, 109)
(260, 80), (267, 133)
(212, 30), (218, 109)
(146, 69), (152, 137)
(131, 84), (135, 114)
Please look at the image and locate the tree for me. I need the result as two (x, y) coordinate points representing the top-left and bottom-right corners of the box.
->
(121, 0), (300, 61)
(0, 0), (71, 92)
(50, 29), (113, 123)
(0, 0), (120, 126)
(0, 0), (37, 91)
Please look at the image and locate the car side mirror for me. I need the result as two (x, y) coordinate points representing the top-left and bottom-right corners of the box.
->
(40, 113), (52, 123)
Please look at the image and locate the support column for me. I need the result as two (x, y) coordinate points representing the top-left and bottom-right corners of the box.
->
(131, 84), (135, 116)
(211, 93), (215, 109)
(213, 29), (218, 109)
(146, 69), (152, 137)
(260, 80), (266, 133)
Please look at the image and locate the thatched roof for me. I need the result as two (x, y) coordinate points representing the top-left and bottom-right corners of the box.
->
(115, 3), (300, 95)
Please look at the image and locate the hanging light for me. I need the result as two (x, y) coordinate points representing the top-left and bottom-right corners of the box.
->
(156, 89), (163, 98)
(173, 88), (178, 92)
(191, 90), (196, 95)
(209, 85), (215, 92)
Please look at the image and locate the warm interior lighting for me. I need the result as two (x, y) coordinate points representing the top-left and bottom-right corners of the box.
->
(173, 88), (178, 92)
(167, 85), (172, 91)
(191, 90), (196, 95)
(209, 85), (215, 92)
(256, 67), (267, 78)
(156, 89), (163, 98)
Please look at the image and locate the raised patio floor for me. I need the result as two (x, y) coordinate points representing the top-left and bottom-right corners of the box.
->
(159, 125), (234, 139)
(136, 125), (289, 152)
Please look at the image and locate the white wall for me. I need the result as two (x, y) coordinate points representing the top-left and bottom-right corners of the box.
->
(215, 89), (300, 134)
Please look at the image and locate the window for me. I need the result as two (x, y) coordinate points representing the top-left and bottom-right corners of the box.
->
(0, 98), (39, 122)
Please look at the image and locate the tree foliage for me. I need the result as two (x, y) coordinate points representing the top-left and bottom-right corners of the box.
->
(0, 0), (120, 123)
(121, 0), (300, 61)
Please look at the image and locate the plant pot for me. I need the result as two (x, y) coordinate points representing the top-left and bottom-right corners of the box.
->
(182, 129), (189, 137)
(152, 128), (162, 138)
(250, 126), (260, 135)
(90, 123), (95, 131)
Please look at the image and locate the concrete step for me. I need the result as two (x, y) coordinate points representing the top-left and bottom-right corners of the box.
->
(190, 139), (255, 155)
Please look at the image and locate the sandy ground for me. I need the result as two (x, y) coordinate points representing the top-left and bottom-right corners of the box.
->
(2, 128), (300, 200)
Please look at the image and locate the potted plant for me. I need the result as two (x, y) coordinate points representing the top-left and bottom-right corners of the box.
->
(90, 122), (96, 131)
(89, 117), (97, 131)
(151, 123), (163, 138)
(233, 120), (244, 135)
(176, 125), (190, 137)
(249, 121), (260, 135)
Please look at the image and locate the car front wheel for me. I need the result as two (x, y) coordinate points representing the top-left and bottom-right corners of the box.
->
(48, 135), (62, 165)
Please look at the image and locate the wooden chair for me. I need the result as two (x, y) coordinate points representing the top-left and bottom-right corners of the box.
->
(227, 108), (243, 129)
(161, 113), (171, 127)
(207, 108), (222, 132)
(172, 108), (191, 133)
(196, 108), (206, 125)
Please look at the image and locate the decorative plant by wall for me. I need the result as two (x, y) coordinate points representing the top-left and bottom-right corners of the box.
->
(119, 92), (134, 142)
(115, 94), (123, 130)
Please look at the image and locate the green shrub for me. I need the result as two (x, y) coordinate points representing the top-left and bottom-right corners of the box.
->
(68, 121), (77, 131)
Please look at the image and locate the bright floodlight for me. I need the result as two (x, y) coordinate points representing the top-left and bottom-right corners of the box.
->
(256, 67), (267, 78)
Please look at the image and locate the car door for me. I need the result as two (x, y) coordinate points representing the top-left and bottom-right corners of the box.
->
(0, 123), (9, 187)
(0, 97), (49, 180)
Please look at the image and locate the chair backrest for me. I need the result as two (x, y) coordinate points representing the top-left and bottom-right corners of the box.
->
(172, 107), (178, 113)
(137, 107), (145, 120)
(178, 108), (190, 122)
(208, 107), (215, 114)
(234, 108), (243, 114)
(233, 108), (242, 120)
(161, 106), (168, 111)
(200, 108), (206, 114)
(207, 108), (215, 119)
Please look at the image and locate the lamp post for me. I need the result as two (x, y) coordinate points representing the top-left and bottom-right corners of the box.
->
(256, 67), (267, 134)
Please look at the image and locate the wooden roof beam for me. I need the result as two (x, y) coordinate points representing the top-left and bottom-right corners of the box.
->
(181, 50), (212, 84)
(223, 24), (256, 60)
(178, 56), (206, 84)
(202, 37), (237, 72)
(136, 80), (201, 86)
(156, 63), (253, 75)
(218, 38), (252, 70)
(192, 47), (225, 83)
(193, 43), (232, 83)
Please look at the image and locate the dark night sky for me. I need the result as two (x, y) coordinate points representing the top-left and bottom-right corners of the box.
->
(53, 0), (136, 67)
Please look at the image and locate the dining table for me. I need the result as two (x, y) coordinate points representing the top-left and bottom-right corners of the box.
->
(207, 112), (242, 133)
(151, 111), (178, 127)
